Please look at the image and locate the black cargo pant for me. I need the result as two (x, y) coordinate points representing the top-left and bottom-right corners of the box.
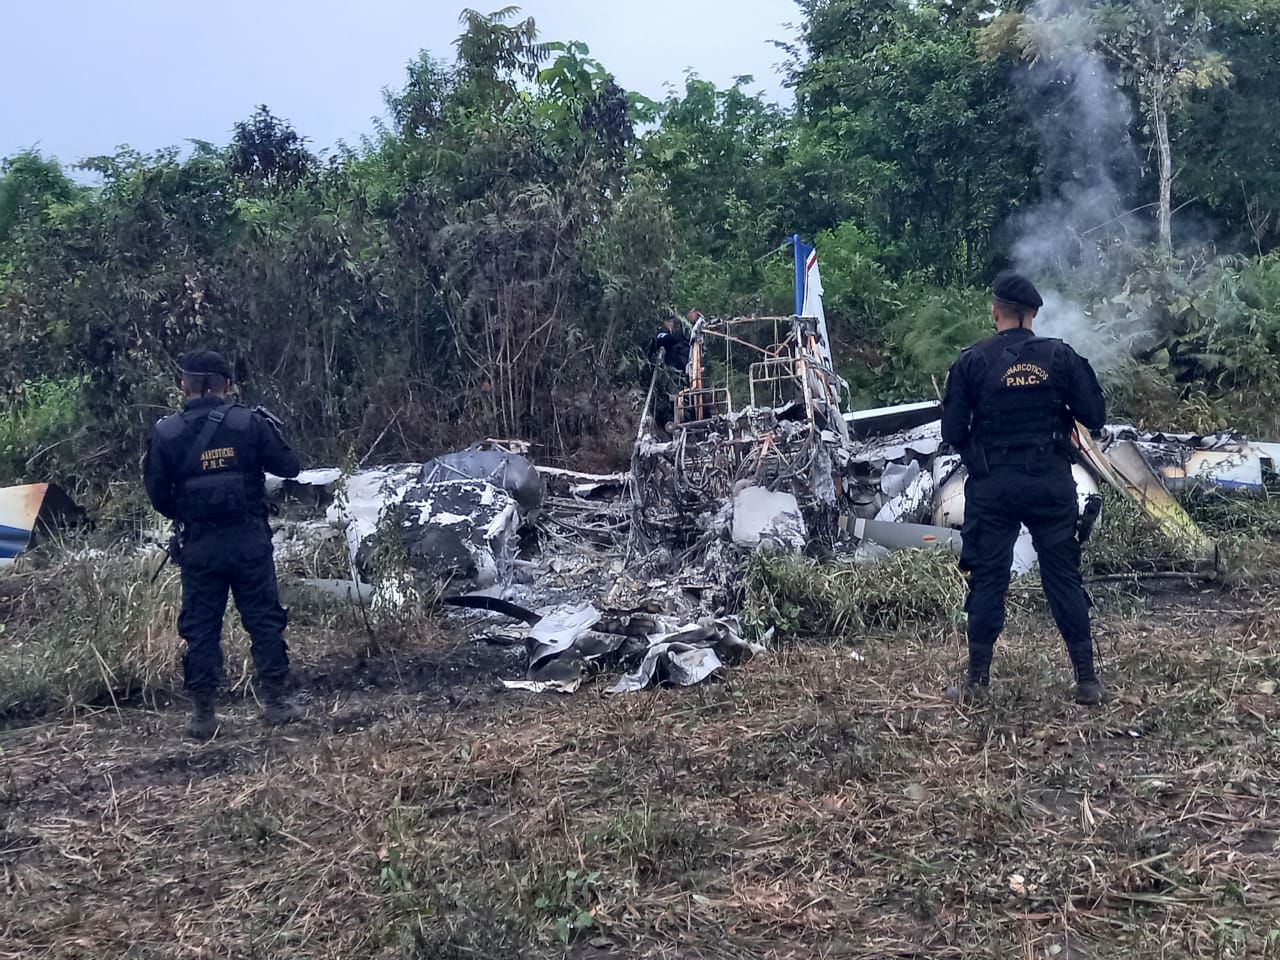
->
(177, 519), (289, 694)
(959, 455), (1096, 684)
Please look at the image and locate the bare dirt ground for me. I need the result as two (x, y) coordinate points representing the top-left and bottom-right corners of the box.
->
(3, 582), (1279, 959)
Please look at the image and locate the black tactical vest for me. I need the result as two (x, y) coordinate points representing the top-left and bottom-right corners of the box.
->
(971, 334), (1071, 450)
(167, 404), (259, 526)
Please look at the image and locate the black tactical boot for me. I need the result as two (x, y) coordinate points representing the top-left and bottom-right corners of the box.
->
(261, 681), (302, 727)
(1070, 648), (1107, 706)
(184, 691), (219, 741)
(1075, 680), (1108, 706)
(944, 677), (990, 704)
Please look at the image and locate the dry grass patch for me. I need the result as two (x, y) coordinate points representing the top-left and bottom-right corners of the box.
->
(5, 494), (1280, 957)
(3, 585), (1280, 958)
(0, 550), (392, 725)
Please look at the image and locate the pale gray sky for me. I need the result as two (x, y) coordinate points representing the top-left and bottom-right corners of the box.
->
(2, 0), (797, 167)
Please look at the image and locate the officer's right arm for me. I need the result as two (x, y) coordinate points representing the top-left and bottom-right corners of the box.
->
(143, 429), (177, 520)
(255, 415), (302, 479)
(1064, 349), (1106, 431)
(940, 356), (974, 449)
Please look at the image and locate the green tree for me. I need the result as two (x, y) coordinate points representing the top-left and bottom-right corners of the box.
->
(641, 76), (790, 260)
(228, 105), (315, 191)
(0, 8), (675, 490)
(981, 0), (1232, 250)
(1176, 0), (1280, 254)
(375, 11), (669, 439)
(792, 0), (1039, 280)
(0, 152), (81, 246)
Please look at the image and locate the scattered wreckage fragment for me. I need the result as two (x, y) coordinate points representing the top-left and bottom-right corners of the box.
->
(609, 617), (762, 693)
(391, 478), (521, 589)
(1104, 426), (1280, 503)
(849, 518), (961, 554)
(478, 598), (763, 695)
(731, 487), (807, 554)
(0, 483), (83, 566)
(846, 412), (1222, 571)
(1075, 429), (1215, 562)
(263, 308), (1272, 697)
(846, 400), (942, 439)
(421, 448), (545, 516)
(267, 430), (774, 694)
(271, 450), (538, 592)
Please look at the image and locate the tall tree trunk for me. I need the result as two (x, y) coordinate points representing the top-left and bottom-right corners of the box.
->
(1154, 76), (1174, 251)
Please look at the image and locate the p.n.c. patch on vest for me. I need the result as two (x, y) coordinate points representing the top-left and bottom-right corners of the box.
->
(200, 446), (237, 471)
(1003, 362), (1049, 388)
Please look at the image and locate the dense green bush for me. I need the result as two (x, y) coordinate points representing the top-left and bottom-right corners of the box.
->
(0, 13), (673, 493)
(0, 377), (91, 485)
(6, 3), (1280, 505)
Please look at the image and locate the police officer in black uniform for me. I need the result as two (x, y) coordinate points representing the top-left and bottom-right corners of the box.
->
(649, 315), (692, 373)
(941, 273), (1108, 706)
(144, 350), (303, 738)
(647, 314), (693, 432)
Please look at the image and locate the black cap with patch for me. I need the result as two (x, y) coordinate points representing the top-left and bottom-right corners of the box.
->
(993, 271), (1044, 311)
(179, 349), (233, 380)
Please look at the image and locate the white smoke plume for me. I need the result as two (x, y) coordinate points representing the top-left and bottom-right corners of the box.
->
(1033, 289), (1142, 373)
(1008, 0), (1148, 372)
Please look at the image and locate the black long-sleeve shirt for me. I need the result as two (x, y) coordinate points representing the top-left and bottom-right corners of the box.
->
(942, 328), (1106, 451)
(649, 326), (691, 371)
(144, 397), (300, 521)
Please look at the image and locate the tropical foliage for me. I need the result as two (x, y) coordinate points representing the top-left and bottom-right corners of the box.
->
(2, 3), (1280, 498)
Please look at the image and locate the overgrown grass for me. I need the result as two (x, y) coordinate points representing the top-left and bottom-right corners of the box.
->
(1084, 489), (1191, 575)
(1071, 481), (1280, 597)
(743, 547), (967, 644)
(1181, 482), (1280, 538)
(0, 549), (374, 724)
(1179, 483), (1280, 594)
(0, 552), (183, 720)
(741, 486), (1279, 650)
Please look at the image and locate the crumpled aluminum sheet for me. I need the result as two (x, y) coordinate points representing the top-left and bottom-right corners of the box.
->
(849, 422), (944, 467)
(608, 618), (765, 694)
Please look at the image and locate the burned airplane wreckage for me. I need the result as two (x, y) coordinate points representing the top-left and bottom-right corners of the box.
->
(630, 313), (851, 555)
(261, 298), (1267, 695)
(629, 311), (1082, 576)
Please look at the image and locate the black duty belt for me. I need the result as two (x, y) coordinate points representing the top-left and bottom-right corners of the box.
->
(183, 513), (269, 536)
(983, 442), (1064, 467)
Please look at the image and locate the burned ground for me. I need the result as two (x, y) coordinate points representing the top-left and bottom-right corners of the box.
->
(3, 574), (1279, 959)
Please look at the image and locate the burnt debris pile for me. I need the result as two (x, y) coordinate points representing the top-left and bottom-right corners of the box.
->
(245, 315), (1279, 695)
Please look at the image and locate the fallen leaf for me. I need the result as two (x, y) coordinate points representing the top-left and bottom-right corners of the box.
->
(1257, 680), (1277, 695)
